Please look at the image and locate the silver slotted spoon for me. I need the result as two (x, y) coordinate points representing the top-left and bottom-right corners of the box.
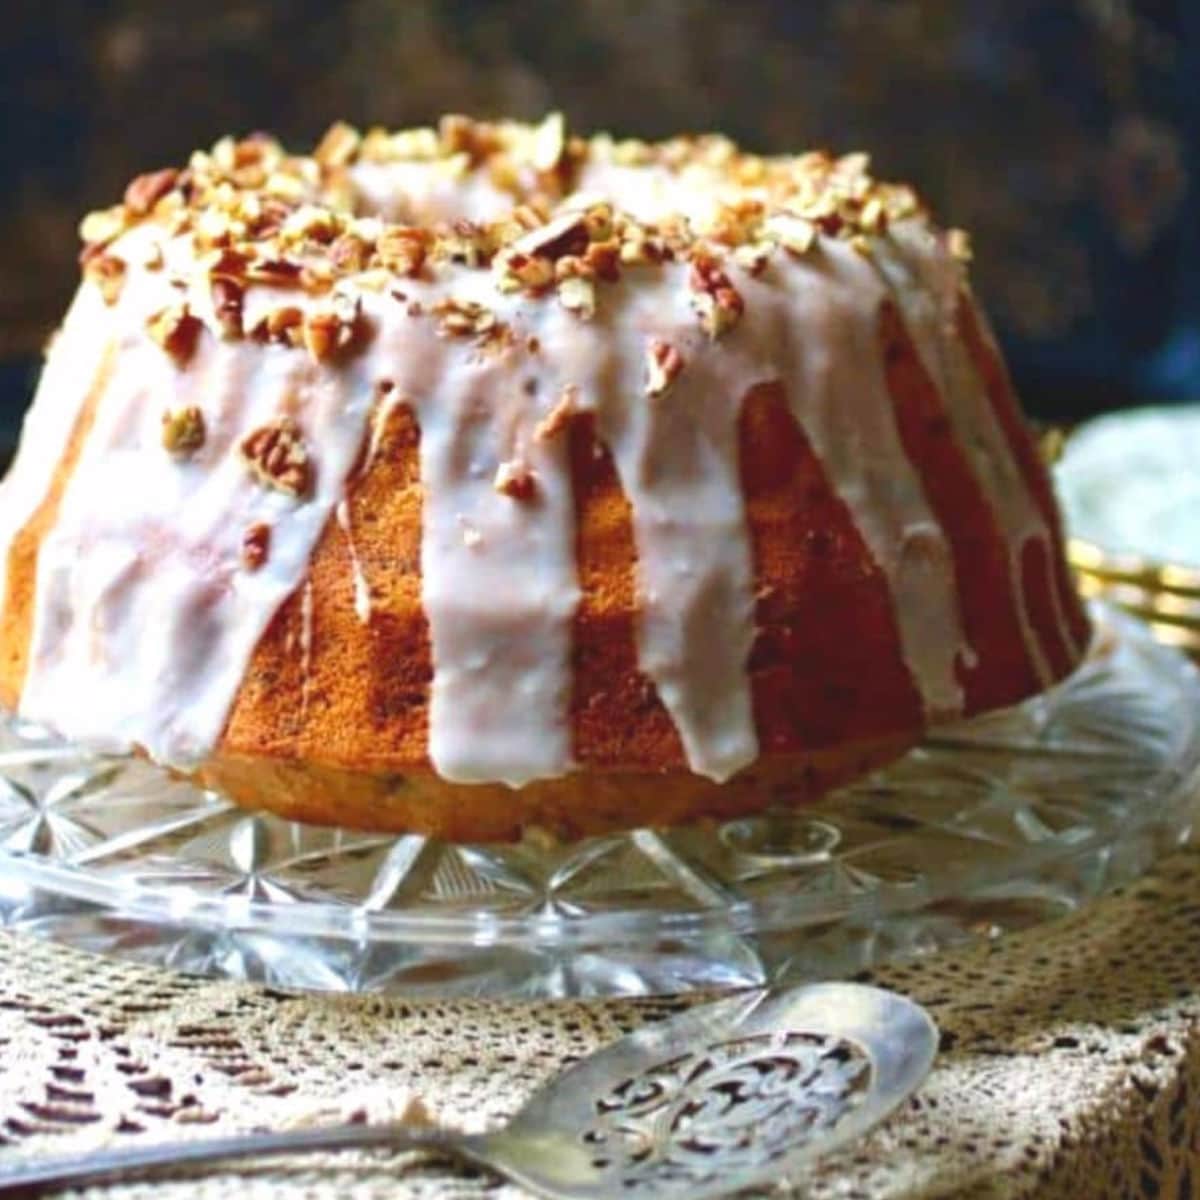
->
(0, 982), (936, 1199)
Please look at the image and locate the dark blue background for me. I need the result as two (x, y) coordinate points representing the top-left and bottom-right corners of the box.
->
(1, 0), (1195, 457)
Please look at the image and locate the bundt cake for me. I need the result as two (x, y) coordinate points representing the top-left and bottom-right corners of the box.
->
(0, 114), (1090, 841)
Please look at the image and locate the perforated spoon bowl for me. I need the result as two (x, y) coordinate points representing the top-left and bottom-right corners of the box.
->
(0, 982), (936, 1199)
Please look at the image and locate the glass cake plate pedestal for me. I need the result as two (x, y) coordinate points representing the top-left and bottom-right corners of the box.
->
(0, 603), (1197, 999)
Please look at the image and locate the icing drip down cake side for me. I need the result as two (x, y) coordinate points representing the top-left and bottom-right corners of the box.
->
(0, 115), (1090, 841)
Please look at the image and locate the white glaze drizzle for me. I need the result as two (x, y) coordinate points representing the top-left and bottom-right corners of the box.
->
(587, 269), (760, 781)
(749, 241), (970, 720)
(360, 387), (404, 478)
(18, 225), (379, 767)
(0, 287), (115, 618)
(965, 295), (1085, 663)
(572, 156), (971, 718)
(368, 289), (583, 785)
(335, 498), (372, 625)
(871, 223), (1063, 682)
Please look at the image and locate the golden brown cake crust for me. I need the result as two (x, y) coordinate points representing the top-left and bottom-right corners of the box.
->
(198, 736), (917, 842)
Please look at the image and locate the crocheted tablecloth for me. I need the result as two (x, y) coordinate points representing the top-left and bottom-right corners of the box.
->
(3, 847), (1200, 1198)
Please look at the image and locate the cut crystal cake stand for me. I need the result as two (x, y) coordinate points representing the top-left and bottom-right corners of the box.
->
(0, 603), (1197, 998)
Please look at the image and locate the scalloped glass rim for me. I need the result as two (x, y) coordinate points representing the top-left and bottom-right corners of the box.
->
(1, 601), (1198, 996)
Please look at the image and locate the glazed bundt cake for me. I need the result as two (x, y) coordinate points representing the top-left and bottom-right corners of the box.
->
(0, 115), (1089, 840)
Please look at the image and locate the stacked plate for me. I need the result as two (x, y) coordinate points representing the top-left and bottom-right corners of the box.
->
(1055, 405), (1200, 656)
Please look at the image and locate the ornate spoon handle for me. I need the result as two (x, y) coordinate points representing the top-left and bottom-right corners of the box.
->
(0, 1122), (486, 1196)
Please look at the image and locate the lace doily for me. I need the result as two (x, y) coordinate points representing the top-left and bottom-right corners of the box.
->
(5, 848), (1200, 1197)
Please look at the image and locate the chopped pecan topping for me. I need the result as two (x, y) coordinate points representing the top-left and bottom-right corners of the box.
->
(493, 248), (556, 293)
(142, 241), (165, 271)
(211, 277), (245, 339)
(282, 204), (341, 244)
(584, 239), (620, 281)
(618, 225), (666, 266)
(430, 220), (494, 268)
(439, 113), (485, 159)
(314, 121), (361, 169)
(494, 459), (537, 500)
(123, 168), (180, 216)
(161, 405), (206, 455)
(645, 340), (685, 397)
(147, 304), (203, 365)
(78, 206), (128, 248)
(304, 294), (364, 363)
(84, 254), (127, 305)
(731, 241), (773, 275)
(376, 226), (429, 276)
(582, 204), (614, 242)
(68, 118), (956, 350)
(612, 137), (653, 166)
(432, 297), (496, 338)
(510, 210), (590, 261)
(194, 207), (233, 250)
(531, 111), (567, 173)
(765, 214), (817, 256)
(251, 305), (305, 346)
(688, 254), (744, 338)
(330, 233), (372, 273)
(859, 196), (888, 235)
(239, 417), (312, 498)
(241, 522), (271, 570)
(534, 385), (579, 442)
(209, 246), (251, 281)
(300, 261), (335, 294)
(557, 273), (596, 319)
(246, 257), (305, 287)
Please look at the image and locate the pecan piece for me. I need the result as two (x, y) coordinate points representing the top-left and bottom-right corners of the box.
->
(123, 168), (179, 216)
(84, 254), (127, 305)
(557, 274), (596, 320)
(211, 277), (245, 340)
(688, 253), (744, 338)
(241, 522), (271, 570)
(644, 340), (685, 397)
(303, 295), (363, 363)
(533, 385), (579, 443)
(531, 111), (566, 173)
(330, 233), (372, 273)
(493, 248), (555, 294)
(147, 304), (203, 365)
(246, 258), (304, 288)
(509, 210), (590, 262)
(431, 220), (494, 267)
(432, 297), (496, 339)
(494, 459), (537, 501)
(314, 121), (361, 169)
(250, 305), (304, 346)
(239, 417), (312, 498)
(161, 405), (206, 455)
(78, 206), (128, 248)
(376, 226), (429, 277)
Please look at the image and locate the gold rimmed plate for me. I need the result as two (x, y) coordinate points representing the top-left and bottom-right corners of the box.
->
(1056, 404), (1200, 561)
(1069, 537), (1200, 599)
(1057, 405), (1200, 649)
